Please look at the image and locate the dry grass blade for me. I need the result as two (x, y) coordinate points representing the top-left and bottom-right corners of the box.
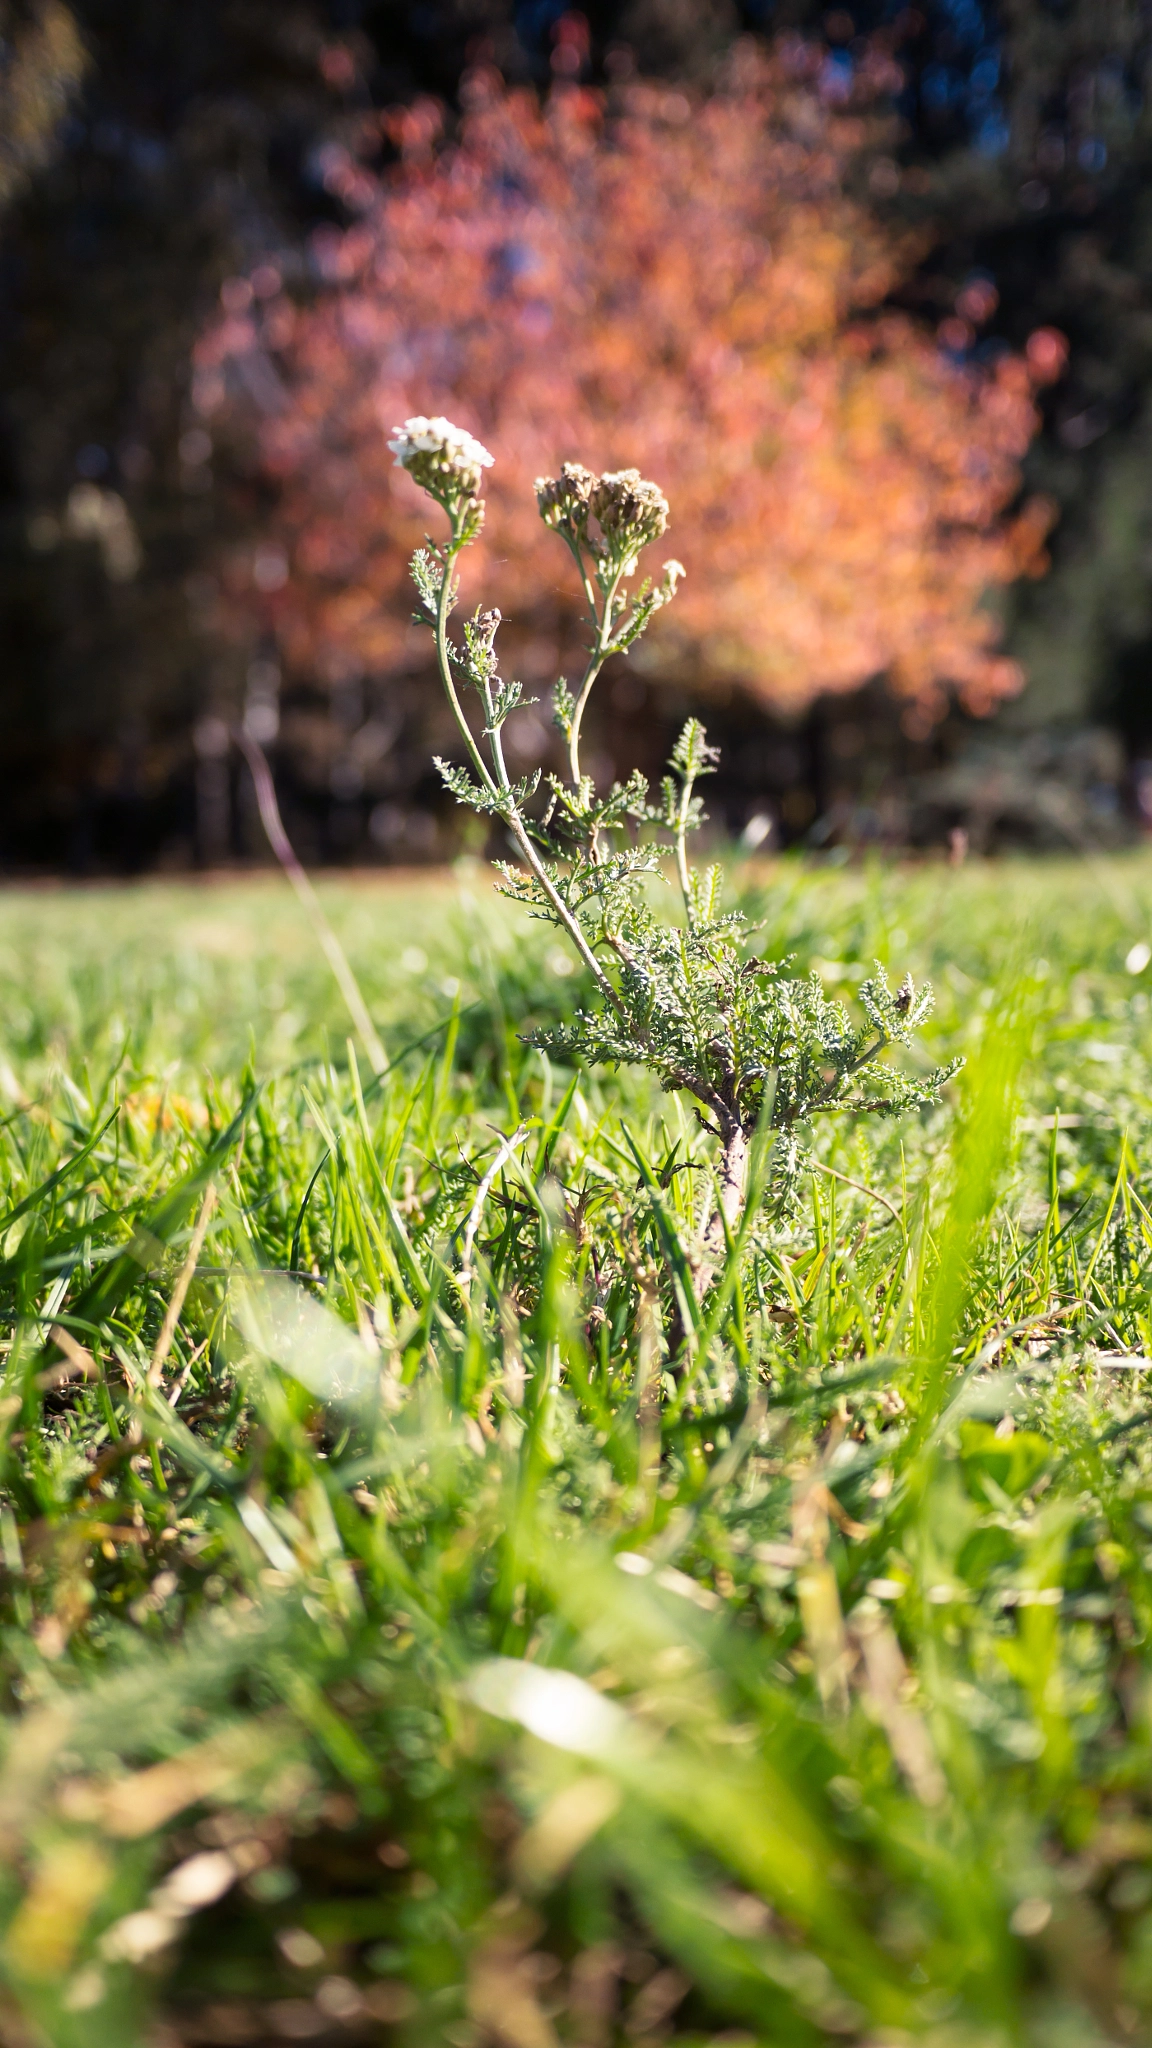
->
(148, 1184), (217, 1388)
(40, 1324), (97, 1388)
(459, 1124), (529, 1292)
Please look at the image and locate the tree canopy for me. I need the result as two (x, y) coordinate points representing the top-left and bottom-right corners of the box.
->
(0, 0), (1148, 864)
(198, 43), (1059, 736)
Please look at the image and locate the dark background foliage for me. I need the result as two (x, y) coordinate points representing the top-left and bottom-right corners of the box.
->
(0, 0), (1149, 869)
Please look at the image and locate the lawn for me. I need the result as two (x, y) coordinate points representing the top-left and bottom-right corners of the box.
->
(4, 854), (1152, 2047)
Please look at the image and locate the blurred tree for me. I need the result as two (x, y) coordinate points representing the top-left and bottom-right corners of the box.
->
(844, 0), (1152, 753)
(0, 0), (85, 211)
(197, 44), (1054, 775)
(0, 0), (1145, 867)
(991, 0), (1152, 757)
(0, 1), (348, 866)
(439, 0), (1152, 762)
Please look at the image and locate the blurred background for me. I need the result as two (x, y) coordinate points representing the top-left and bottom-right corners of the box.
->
(0, 0), (1148, 874)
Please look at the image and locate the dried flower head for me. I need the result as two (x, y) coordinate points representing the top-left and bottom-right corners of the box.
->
(589, 469), (670, 570)
(534, 462), (597, 538)
(388, 416), (494, 503)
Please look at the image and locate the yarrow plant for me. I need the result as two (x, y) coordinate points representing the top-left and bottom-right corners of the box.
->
(386, 415), (494, 523)
(393, 416), (959, 1296)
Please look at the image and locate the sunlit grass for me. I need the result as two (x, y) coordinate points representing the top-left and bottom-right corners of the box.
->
(3, 855), (1152, 2046)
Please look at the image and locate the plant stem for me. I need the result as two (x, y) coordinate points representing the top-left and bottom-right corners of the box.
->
(508, 797), (623, 1010)
(431, 520), (622, 1011)
(694, 1122), (750, 1302)
(434, 539), (499, 801)
(567, 564), (623, 790)
(675, 765), (696, 929)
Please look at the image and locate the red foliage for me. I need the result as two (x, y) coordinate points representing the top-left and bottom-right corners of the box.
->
(195, 41), (1058, 720)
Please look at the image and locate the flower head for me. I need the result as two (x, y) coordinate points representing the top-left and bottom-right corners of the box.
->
(388, 416), (494, 505)
(536, 463), (669, 576)
(535, 462), (597, 538)
(589, 469), (669, 572)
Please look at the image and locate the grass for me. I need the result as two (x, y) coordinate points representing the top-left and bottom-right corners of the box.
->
(4, 853), (1152, 2047)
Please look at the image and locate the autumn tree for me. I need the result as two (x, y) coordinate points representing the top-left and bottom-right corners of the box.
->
(0, 0), (85, 214)
(195, 37), (1061, 753)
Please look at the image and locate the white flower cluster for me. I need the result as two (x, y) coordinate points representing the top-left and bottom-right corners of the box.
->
(388, 416), (494, 500)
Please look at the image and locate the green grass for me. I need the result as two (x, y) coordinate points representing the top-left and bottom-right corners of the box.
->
(4, 854), (1152, 2047)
